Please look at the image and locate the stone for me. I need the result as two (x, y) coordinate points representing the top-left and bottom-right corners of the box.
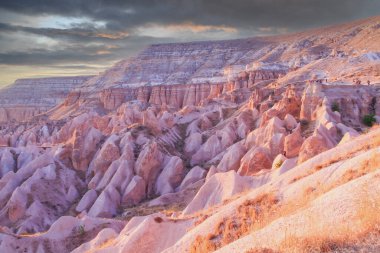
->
(76, 190), (98, 213)
(71, 127), (103, 171)
(284, 114), (298, 130)
(206, 165), (217, 181)
(155, 156), (184, 195)
(88, 186), (120, 218)
(134, 141), (164, 196)
(90, 135), (120, 173)
(184, 132), (203, 156)
(182, 171), (253, 215)
(122, 176), (146, 207)
(238, 147), (272, 175)
(216, 142), (246, 172)
(284, 124), (304, 158)
(0, 76), (93, 122)
(66, 185), (79, 202)
(191, 135), (223, 166)
(298, 128), (335, 164)
(7, 187), (28, 222)
(0, 149), (15, 177)
(178, 166), (206, 191)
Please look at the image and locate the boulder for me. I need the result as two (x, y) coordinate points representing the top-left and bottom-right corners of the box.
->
(66, 185), (79, 202)
(238, 147), (272, 175)
(71, 127), (103, 171)
(184, 132), (203, 156)
(88, 186), (120, 218)
(245, 116), (286, 149)
(216, 142), (246, 172)
(178, 166), (206, 191)
(90, 135), (120, 173)
(108, 160), (134, 193)
(76, 190), (98, 213)
(0, 149), (15, 177)
(155, 156), (184, 195)
(284, 114), (297, 130)
(7, 187), (28, 222)
(122, 176), (146, 207)
(95, 160), (120, 191)
(17, 151), (37, 170)
(191, 135), (223, 166)
(182, 171), (253, 215)
(339, 131), (358, 145)
(206, 165), (217, 181)
(298, 127), (335, 164)
(336, 123), (359, 136)
(217, 123), (237, 149)
(134, 141), (164, 196)
(284, 124), (304, 158)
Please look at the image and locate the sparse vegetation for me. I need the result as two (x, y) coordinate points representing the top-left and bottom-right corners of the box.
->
(300, 120), (315, 138)
(331, 102), (340, 112)
(77, 225), (85, 236)
(362, 114), (376, 127)
(274, 160), (283, 169)
(120, 199), (188, 221)
(190, 193), (279, 253)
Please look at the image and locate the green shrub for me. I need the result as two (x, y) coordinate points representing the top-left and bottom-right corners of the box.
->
(362, 114), (376, 127)
(331, 102), (340, 112)
(77, 225), (85, 235)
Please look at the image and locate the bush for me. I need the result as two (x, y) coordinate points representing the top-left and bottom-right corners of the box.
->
(300, 119), (309, 127)
(275, 160), (283, 169)
(77, 225), (85, 235)
(331, 102), (340, 112)
(362, 114), (376, 127)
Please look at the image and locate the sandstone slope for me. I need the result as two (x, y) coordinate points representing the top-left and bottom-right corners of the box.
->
(0, 16), (379, 253)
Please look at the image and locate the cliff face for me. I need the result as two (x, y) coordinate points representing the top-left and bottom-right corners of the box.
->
(0, 76), (93, 122)
(3, 16), (380, 122)
(99, 70), (284, 110)
(0, 16), (380, 253)
(81, 38), (274, 91)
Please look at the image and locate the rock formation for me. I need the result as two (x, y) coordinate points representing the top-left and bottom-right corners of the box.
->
(0, 76), (93, 122)
(0, 15), (380, 253)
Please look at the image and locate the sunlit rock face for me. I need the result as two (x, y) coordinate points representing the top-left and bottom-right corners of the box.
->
(0, 76), (93, 122)
(81, 39), (273, 90)
(0, 16), (380, 253)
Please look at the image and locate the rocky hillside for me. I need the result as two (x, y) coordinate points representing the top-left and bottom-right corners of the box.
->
(0, 16), (379, 253)
(0, 76), (93, 123)
(81, 16), (380, 89)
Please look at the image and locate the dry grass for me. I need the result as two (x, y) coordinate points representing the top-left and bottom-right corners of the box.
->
(279, 167), (380, 253)
(290, 145), (378, 185)
(190, 144), (380, 253)
(279, 222), (380, 253)
(192, 214), (210, 227)
(189, 193), (279, 253)
(120, 201), (187, 221)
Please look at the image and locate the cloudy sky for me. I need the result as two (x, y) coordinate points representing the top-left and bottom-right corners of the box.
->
(0, 0), (379, 86)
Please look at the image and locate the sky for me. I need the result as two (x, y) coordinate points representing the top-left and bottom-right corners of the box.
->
(0, 0), (379, 87)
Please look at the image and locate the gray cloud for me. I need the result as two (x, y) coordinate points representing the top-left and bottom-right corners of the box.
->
(0, 0), (379, 85)
(1, 0), (379, 31)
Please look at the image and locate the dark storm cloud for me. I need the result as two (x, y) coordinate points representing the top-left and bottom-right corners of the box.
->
(1, 0), (379, 31)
